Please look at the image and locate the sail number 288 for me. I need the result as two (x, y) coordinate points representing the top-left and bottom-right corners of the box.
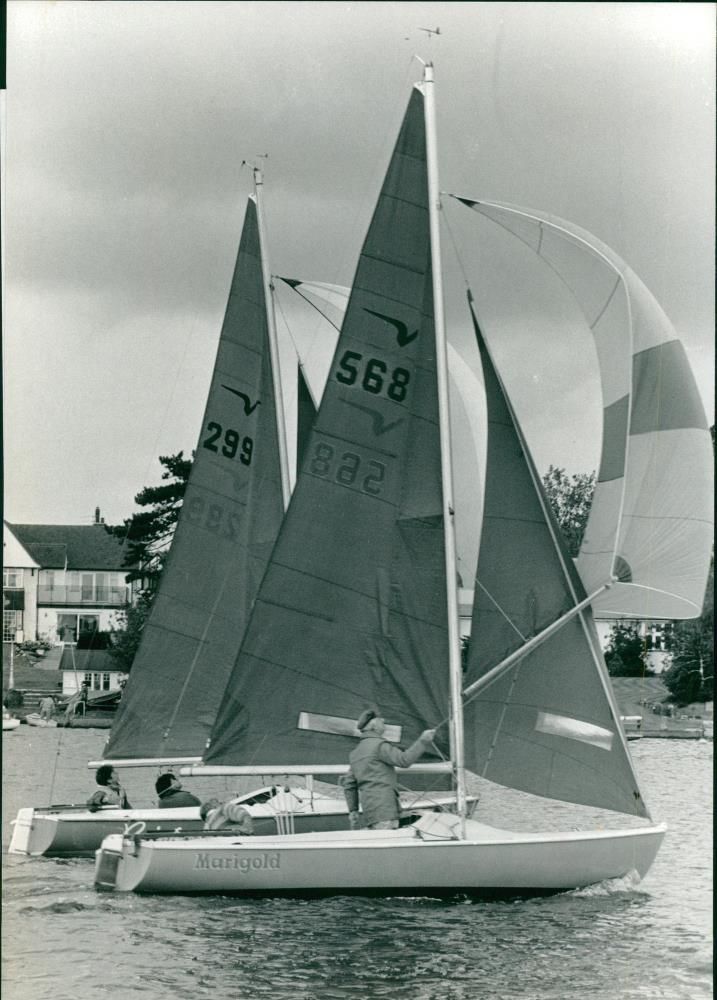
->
(336, 351), (410, 402)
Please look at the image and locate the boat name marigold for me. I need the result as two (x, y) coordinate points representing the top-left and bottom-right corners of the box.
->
(193, 851), (281, 872)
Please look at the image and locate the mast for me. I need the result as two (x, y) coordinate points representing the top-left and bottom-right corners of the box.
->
(421, 63), (468, 830)
(253, 167), (291, 509)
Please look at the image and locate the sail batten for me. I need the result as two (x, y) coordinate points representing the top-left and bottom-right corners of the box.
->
(103, 200), (285, 761)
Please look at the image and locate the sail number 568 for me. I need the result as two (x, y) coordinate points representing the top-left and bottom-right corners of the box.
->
(336, 350), (410, 402)
(310, 442), (385, 496)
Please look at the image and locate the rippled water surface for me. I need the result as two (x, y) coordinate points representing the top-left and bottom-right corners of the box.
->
(2, 729), (712, 999)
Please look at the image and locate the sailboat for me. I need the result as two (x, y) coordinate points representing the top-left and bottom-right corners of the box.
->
(94, 66), (710, 896)
(10, 190), (325, 857)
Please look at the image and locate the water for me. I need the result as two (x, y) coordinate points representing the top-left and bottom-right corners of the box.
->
(2, 729), (712, 1000)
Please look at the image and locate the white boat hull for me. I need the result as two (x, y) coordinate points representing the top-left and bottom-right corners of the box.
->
(25, 714), (58, 728)
(2, 716), (20, 731)
(10, 788), (466, 858)
(95, 812), (667, 897)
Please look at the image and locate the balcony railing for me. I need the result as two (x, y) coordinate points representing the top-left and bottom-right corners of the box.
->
(37, 585), (130, 606)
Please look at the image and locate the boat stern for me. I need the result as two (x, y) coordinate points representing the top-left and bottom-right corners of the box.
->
(94, 830), (152, 892)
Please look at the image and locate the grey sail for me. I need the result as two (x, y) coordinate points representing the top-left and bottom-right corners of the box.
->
(206, 87), (451, 768)
(463, 297), (648, 818)
(104, 198), (284, 761)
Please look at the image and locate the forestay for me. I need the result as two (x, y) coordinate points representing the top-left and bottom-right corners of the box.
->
(464, 299), (648, 819)
(206, 88), (451, 768)
(454, 197), (713, 621)
(104, 199), (284, 761)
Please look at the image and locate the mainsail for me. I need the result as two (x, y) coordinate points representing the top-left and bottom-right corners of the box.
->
(206, 88), (450, 767)
(104, 198), (284, 761)
(463, 298), (648, 818)
(454, 197), (713, 621)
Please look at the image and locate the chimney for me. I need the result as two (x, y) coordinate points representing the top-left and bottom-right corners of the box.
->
(94, 506), (104, 525)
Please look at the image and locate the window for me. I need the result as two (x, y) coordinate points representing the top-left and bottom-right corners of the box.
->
(3, 611), (23, 642)
(102, 672), (111, 691)
(3, 568), (23, 588)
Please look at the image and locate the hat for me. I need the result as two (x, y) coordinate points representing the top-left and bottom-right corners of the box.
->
(357, 709), (377, 731)
(155, 772), (176, 796)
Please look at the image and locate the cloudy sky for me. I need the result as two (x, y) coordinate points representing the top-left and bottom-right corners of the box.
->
(3, 1), (714, 527)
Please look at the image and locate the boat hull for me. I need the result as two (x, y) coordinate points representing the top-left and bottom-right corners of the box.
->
(10, 790), (465, 857)
(25, 714), (58, 728)
(95, 813), (667, 897)
(2, 717), (20, 731)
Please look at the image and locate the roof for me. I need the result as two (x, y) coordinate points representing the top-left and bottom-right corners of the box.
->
(59, 648), (123, 673)
(7, 523), (132, 571)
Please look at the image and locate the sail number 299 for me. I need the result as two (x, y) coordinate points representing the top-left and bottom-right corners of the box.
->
(202, 421), (253, 465)
(336, 351), (410, 402)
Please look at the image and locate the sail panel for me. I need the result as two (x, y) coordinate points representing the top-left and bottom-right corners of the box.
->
(456, 196), (713, 621)
(105, 200), (284, 760)
(206, 88), (451, 770)
(464, 303), (648, 817)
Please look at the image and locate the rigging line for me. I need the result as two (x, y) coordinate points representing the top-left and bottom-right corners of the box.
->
(441, 202), (473, 293)
(473, 578), (528, 643)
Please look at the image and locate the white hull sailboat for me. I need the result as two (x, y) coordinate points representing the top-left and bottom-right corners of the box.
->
(11, 786), (465, 858)
(96, 813), (665, 897)
(95, 64), (710, 896)
(10, 188), (292, 857)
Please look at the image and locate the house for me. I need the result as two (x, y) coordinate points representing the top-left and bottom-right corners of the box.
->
(59, 647), (127, 697)
(3, 509), (136, 647)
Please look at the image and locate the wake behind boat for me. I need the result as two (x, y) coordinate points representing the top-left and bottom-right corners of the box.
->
(92, 62), (712, 896)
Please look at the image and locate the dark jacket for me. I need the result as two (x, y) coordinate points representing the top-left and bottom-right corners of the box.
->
(157, 787), (201, 809)
(342, 733), (432, 826)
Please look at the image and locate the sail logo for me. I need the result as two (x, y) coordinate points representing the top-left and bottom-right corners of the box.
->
(221, 384), (261, 415)
(345, 401), (404, 437)
(363, 308), (418, 346)
(193, 852), (281, 872)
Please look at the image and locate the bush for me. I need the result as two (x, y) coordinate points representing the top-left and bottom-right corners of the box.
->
(3, 689), (24, 708)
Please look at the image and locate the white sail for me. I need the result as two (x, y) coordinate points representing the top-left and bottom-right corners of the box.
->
(454, 197), (713, 621)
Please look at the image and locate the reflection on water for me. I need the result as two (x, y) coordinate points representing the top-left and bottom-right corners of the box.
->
(2, 730), (712, 1000)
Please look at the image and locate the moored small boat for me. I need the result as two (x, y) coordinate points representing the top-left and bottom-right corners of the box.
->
(25, 713), (58, 728)
(3, 712), (20, 731)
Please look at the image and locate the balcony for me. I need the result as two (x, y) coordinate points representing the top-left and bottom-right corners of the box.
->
(37, 585), (130, 607)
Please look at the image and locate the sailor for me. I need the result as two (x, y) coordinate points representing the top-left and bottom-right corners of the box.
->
(199, 797), (254, 834)
(87, 765), (132, 811)
(341, 709), (436, 830)
(155, 772), (201, 808)
(39, 695), (55, 721)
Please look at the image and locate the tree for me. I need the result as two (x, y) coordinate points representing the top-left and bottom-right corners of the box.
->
(541, 465), (596, 557)
(604, 622), (653, 677)
(107, 592), (154, 672)
(663, 560), (714, 706)
(107, 452), (192, 587)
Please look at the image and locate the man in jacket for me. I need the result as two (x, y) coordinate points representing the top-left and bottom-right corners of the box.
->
(341, 709), (436, 830)
(87, 765), (131, 811)
(155, 772), (201, 808)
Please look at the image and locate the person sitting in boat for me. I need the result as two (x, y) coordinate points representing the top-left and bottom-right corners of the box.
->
(87, 765), (131, 811)
(155, 772), (201, 809)
(341, 709), (436, 831)
(199, 797), (254, 834)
